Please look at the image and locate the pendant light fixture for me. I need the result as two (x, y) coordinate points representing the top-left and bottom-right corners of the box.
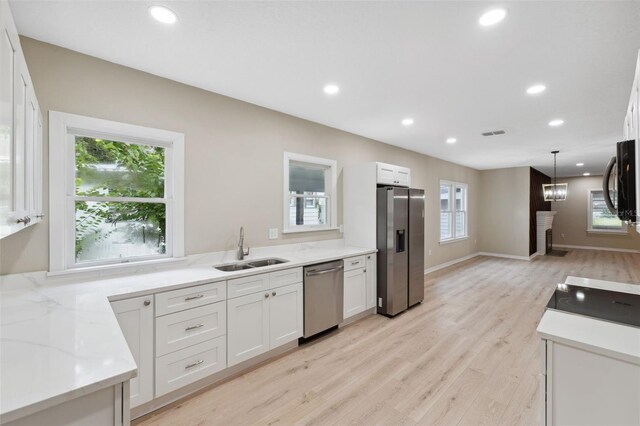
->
(542, 150), (568, 201)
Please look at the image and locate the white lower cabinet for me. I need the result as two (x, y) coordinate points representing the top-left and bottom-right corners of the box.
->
(269, 283), (303, 349)
(227, 281), (303, 367)
(155, 336), (226, 396)
(227, 291), (270, 366)
(543, 340), (640, 425)
(344, 267), (367, 319)
(365, 254), (377, 309)
(111, 296), (154, 409)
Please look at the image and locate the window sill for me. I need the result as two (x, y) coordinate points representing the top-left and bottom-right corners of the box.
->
(439, 236), (469, 245)
(586, 229), (628, 235)
(281, 227), (340, 235)
(47, 256), (187, 278)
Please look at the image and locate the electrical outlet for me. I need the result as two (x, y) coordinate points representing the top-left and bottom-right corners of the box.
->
(268, 228), (278, 240)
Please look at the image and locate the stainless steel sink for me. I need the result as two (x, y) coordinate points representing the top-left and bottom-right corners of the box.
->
(246, 258), (288, 268)
(214, 263), (255, 272)
(214, 258), (288, 272)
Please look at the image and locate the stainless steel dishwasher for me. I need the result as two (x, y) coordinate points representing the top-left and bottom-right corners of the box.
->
(303, 259), (344, 338)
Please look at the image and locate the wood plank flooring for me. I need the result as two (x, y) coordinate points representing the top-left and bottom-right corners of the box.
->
(137, 249), (640, 426)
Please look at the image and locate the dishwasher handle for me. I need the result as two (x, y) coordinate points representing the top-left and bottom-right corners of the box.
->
(305, 265), (344, 277)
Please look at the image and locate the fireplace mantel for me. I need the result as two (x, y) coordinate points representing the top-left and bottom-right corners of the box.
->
(536, 211), (557, 255)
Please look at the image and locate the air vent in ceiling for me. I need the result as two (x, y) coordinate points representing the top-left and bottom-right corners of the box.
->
(482, 130), (506, 136)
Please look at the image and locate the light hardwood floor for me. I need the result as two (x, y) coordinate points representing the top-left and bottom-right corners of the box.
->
(137, 249), (640, 426)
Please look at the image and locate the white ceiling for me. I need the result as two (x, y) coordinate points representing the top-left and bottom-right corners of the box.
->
(10, 1), (640, 177)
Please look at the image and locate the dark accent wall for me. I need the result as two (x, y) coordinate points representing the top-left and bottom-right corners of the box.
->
(530, 168), (552, 255)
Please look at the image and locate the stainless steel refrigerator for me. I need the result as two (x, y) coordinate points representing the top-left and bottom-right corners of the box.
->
(376, 187), (425, 316)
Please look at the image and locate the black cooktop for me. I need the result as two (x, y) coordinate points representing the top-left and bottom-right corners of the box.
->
(546, 284), (640, 328)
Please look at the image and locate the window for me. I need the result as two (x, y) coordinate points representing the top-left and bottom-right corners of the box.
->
(440, 180), (467, 242)
(588, 189), (625, 233)
(283, 152), (337, 233)
(49, 112), (184, 273)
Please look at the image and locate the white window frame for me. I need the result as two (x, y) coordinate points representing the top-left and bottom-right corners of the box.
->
(439, 180), (468, 243)
(283, 152), (337, 233)
(48, 111), (185, 274)
(587, 188), (627, 234)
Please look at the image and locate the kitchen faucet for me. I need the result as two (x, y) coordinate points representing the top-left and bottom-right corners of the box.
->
(237, 226), (250, 260)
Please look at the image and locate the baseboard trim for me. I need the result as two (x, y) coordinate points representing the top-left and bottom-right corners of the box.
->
(477, 252), (535, 261)
(424, 253), (480, 275)
(553, 244), (640, 254)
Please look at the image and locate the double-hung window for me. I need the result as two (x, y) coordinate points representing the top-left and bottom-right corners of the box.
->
(440, 180), (468, 242)
(588, 189), (625, 233)
(283, 152), (337, 233)
(49, 112), (184, 273)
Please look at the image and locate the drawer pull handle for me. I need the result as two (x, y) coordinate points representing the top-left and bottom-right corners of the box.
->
(185, 323), (205, 331)
(351, 261), (360, 265)
(185, 359), (204, 370)
(185, 294), (204, 301)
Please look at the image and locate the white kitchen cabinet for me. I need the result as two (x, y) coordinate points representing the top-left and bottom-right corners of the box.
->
(227, 291), (270, 366)
(111, 296), (154, 409)
(542, 340), (640, 426)
(6, 382), (130, 426)
(365, 254), (377, 309)
(227, 269), (303, 366)
(376, 162), (411, 187)
(269, 282), (303, 349)
(0, 0), (43, 239)
(343, 267), (367, 319)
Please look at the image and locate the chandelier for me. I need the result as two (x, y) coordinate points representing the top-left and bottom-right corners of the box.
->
(542, 150), (568, 202)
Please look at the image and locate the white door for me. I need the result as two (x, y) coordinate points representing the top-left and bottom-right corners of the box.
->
(365, 254), (377, 309)
(111, 296), (154, 408)
(269, 282), (303, 349)
(227, 291), (269, 366)
(344, 268), (367, 319)
(0, 20), (14, 237)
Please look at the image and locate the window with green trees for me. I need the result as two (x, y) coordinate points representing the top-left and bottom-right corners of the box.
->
(74, 136), (167, 264)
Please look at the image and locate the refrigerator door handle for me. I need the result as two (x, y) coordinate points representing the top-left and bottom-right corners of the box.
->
(396, 229), (406, 253)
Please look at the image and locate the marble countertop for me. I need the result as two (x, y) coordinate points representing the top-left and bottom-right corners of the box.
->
(537, 275), (640, 366)
(0, 240), (376, 423)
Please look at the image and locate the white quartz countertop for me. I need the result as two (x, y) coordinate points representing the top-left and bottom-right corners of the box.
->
(0, 241), (376, 423)
(537, 276), (640, 366)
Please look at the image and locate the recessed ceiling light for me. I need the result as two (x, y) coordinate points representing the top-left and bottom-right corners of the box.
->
(526, 84), (546, 95)
(548, 119), (564, 127)
(576, 163), (584, 167)
(323, 84), (340, 95)
(479, 8), (507, 26)
(149, 6), (177, 24)
(402, 118), (414, 126)
(583, 172), (591, 176)
(446, 137), (457, 144)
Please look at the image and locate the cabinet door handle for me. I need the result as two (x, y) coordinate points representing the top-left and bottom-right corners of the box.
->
(185, 323), (204, 331)
(363, 269), (367, 273)
(143, 300), (151, 306)
(185, 359), (204, 370)
(264, 293), (270, 298)
(272, 291), (276, 296)
(185, 294), (204, 301)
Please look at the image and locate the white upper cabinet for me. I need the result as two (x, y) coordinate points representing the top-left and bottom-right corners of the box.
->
(0, 1), (43, 239)
(376, 162), (411, 187)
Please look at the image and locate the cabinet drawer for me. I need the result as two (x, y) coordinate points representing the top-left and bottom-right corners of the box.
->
(155, 282), (226, 316)
(155, 336), (226, 397)
(269, 267), (302, 289)
(228, 274), (270, 299)
(156, 302), (226, 357)
(344, 256), (366, 271)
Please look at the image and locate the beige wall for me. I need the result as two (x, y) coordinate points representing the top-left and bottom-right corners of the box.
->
(478, 167), (531, 258)
(552, 175), (640, 250)
(0, 37), (480, 275)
